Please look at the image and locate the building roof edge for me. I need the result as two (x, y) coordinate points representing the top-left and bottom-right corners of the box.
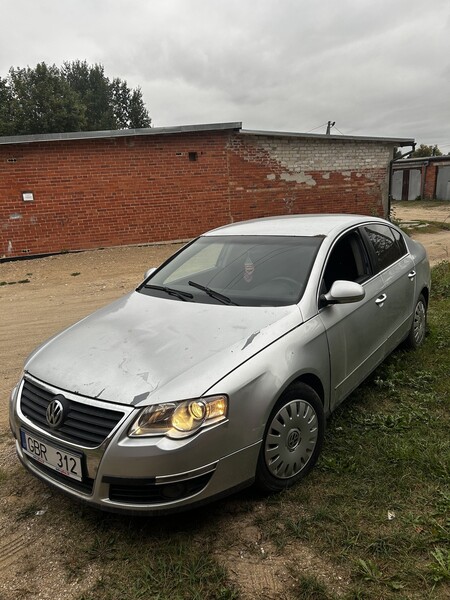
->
(0, 122), (243, 145)
(0, 122), (415, 147)
(240, 129), (414, 145)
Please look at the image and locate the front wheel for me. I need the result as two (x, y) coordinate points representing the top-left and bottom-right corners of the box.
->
(256, 383), (325, 492)
(406, 294), (427, 349)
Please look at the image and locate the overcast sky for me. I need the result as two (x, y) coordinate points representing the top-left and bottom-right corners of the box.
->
(1, 0), (449, 150)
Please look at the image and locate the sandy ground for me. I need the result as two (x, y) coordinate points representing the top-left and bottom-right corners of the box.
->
(0, 244), (183, 600)
(0, 204), (449, 599)
(392, 201), (450, 264)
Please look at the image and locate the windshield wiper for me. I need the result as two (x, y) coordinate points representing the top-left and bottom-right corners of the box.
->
(144, 284), (194, 301)
(188, 280), (238, 305)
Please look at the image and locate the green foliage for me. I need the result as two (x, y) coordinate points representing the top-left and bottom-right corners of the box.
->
(411, 143), (443, 158)
(3, 63), (85, 135)
(0, 61), (151, 135)
(431, 260), (450, 300)
(429, 548), (450, 586)
(292, 574), (337, 599)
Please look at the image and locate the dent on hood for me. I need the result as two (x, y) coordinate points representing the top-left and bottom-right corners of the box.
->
(25, 292), (302, 406)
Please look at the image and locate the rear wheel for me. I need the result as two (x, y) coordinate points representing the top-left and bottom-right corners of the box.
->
(406, 294), (427, 349)
(256, 383), (324, 492)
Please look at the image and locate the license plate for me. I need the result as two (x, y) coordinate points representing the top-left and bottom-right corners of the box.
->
(20, 429), (83, 481)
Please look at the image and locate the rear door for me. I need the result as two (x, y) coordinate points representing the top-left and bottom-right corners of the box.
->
(361, 224), (415, 352)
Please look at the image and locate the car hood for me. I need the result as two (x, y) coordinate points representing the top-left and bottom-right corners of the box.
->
(26, 291), (302, 406)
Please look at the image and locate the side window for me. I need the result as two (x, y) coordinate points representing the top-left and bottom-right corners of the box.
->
(363, 224), (405, 271)
(392, 228), (408, 257)
(322, 231), (371, 293)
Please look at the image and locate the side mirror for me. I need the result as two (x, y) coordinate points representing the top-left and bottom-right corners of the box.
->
(144, 267), (157, 280)
(321, 280), (365, 306)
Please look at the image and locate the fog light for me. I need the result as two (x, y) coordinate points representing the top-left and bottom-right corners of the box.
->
(161, 482), (187, 500)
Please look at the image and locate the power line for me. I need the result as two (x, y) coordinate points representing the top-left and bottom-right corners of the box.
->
(306, 122), (328, 133)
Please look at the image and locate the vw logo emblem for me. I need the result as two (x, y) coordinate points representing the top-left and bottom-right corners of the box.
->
(46, 395), (67, 428)
(287, 428), (301, 451)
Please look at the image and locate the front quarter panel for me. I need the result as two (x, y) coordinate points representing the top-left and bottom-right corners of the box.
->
(206, 314), (329, 454)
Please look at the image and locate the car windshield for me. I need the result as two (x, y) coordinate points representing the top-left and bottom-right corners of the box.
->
(139, 235), (323, 307)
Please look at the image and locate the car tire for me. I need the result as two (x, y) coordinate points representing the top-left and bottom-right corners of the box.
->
(406, 293), (427, 349)
(256, 383), (325, 492)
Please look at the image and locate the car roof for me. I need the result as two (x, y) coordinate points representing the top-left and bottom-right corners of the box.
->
(203, 214), (389, 238)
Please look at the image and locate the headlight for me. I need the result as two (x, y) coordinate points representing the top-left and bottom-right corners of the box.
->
(128, 395), (228, 439)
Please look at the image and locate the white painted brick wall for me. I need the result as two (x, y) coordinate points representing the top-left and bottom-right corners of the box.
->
(233, 135), (393, 173)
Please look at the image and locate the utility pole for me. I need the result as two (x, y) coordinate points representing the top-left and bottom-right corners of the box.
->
(326, 121), (335, 135)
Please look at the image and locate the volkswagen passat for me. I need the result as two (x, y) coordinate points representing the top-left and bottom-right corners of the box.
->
(9, 215), (430, 514)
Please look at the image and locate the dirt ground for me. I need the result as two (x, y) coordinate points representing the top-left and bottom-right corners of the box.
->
(392, 201), (450, 264)
(0, 204), (449, 599)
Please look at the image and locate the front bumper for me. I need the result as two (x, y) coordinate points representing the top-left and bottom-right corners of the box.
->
(10, 375), (260, 514)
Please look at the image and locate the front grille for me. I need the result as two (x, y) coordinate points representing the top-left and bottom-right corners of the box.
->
(106, 473), (213, 504)
(27, 457), (94, 495)
(20, 379), (125, 448)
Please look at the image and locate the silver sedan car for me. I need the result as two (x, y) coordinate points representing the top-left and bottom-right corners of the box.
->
(9, 215), (430, 514)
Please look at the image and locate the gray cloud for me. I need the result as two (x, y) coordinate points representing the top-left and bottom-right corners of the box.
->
(1, 0), (449, 148)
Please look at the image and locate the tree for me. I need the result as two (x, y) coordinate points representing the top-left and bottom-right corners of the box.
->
(0, 77), (14, 135)
(411, 144), (443, 158)
(110, 78), (151, 129)
(2, 63), (86, 135)
(0, 61), (151, 135)
(62, 61), (116, 130)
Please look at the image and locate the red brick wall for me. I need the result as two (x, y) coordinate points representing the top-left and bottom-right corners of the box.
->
(423, 163), (438, 200)
(1, 131), (394, 259)
(1, 131), (232, 258)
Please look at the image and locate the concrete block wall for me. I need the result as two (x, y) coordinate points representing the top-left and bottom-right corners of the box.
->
(227, 135), (392, 222)
(1, 130), (395, 259)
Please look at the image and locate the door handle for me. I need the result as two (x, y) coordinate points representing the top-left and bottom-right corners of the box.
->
(408, 270), (416, 280)
(375, 294), (387, 306)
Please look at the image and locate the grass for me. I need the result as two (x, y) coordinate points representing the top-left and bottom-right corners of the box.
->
(257, 260), (450, 598)
(16, 261), (448, 600)
(0, 278), (30, 286)
(68, 514), (239, 600)
(401, 221), (450, 235)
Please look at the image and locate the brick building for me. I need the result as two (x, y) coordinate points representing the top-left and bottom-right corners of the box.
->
(391, 155), (450, 202)
(0, 122), (413, 259)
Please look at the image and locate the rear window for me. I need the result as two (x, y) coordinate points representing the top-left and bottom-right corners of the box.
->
(363, 224), (407, 271)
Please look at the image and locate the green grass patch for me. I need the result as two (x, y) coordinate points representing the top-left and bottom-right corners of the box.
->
(402, 221), (450, 234)
(69, 514), (239, 600)
(291, 574), (338, 599)
(0, 278), (30, 286)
